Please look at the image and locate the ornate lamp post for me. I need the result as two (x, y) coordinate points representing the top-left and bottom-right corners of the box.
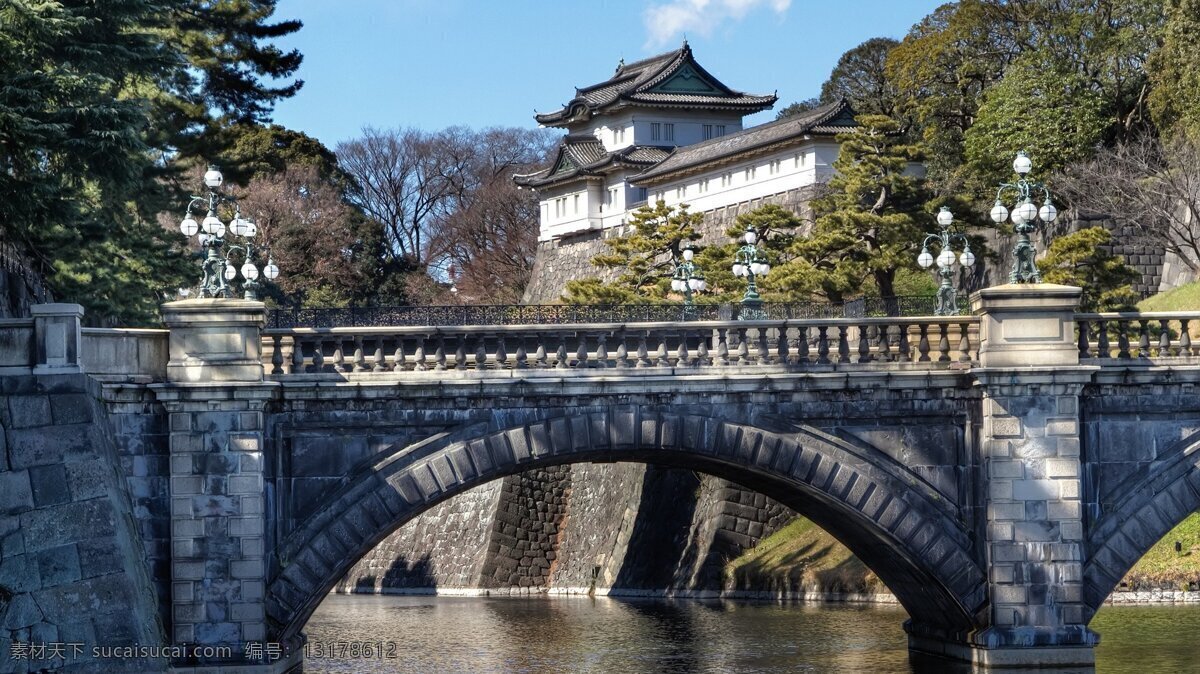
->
(990, 151), (1059, 283)
(178, 165), (280, 299)
(918, 207), (976, 316)
(731, 225), (770, 320)
(670, 244), (707, 306)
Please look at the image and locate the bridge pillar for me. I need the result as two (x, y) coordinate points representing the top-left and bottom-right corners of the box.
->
(910, 284), (1099, 667)
(151, 300), (295, 671)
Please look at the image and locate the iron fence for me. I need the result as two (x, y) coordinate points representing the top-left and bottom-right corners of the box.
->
(266, 296), (956, 329)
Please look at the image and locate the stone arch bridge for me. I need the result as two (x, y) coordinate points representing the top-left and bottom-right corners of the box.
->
(3, 285), (1200, 671)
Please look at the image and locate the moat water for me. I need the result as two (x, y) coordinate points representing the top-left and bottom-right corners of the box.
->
(303, 594), (1200, 673)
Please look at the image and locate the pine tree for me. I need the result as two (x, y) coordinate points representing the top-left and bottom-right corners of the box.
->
(786, 115), (929, 302)
(562, 201), (703, 304)
(1039, 227), (1140, 312)
(0, 0), (192, 324)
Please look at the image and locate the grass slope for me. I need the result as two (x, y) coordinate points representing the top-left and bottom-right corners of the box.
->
(724, 517), (881, 595)
(1137, 281), (1200, 312)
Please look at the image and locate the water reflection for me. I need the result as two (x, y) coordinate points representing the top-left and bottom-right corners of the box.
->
(303, 594), (1195, 673)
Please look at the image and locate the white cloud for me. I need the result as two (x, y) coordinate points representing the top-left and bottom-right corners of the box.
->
(643, 0), (791, 48)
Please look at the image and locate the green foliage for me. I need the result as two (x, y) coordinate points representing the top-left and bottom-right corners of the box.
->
(888, 0), (1163, 191)
(1148, 0), (1200, 140)
(1138, 281), (1200, 312)
(964, 55), (1110, 192)
(819, 37), (900, 118)
(221, 123), (343, 185)
(785, 115), (930, 302)
(1039, 227), (1140, 312)
(697, 204), (806, 303)
(0, 0), (192, 324)
(775, 98), (821, 120)
(562, 201), (702, 304)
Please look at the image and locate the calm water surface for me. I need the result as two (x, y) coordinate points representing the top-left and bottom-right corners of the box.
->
(303, 594), (1200, 673)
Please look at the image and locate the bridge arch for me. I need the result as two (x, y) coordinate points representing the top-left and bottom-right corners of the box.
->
(1084, 432), (1200, 616)
(265, 405), (987, 642)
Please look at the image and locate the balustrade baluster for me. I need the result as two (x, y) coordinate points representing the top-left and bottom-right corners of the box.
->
(897, 324), (911, 363)
(1117, 320), (1131, 359)
(311, 339), (327, 372)
(1138, 320), (1151, 359)
(857, 325), (871, 363)
(372, 339), (386, 372)
(1159, 321), (1171, 358)
(837, 326), (851, 364)
(414, 339), (428, 372)
(455, 335), (468, 370)
(958, 322), (972, 363)
(496, 336), (508, 369)
(475, 336), (489, 370)
(1097, 320), (1110, 359)
(427, 335), (443, 370)
(352, 337), (366, 372)
(596, 335), (609, 368)
(332, 340), (346, 372)
(696, 335), (709, 366)
(637, 333), (650, 368)
(736, 328), (750, 365)
(535, 340), (548, 368)
(816, 326), (830, 365)
(776, 327), (790, 364)
(918, 324), (931, 362)
(290, 337), (304, 373)
(615, 334), (630, 368)
(716, 329), (730, 366)
(1077, 320), (1091, 359)
(796, 326), (809, 365)
(656, 337), (670, 367)
(876, 325), (891, 363)
(1181, 320), (1192, 357)
(938, 323), (952, 362)
(270, 335), (284, 374)
(556, 336), (569, 369)
(392, 339), (405, 372)
(514, 339), (528, 369)
(756, 328), (770, 365)
(576, 335), (590, 367)
(676, 338), (690, 367)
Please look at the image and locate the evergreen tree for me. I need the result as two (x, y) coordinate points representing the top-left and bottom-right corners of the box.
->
(0, 0), (191, 324)
(964, 54), (1109, 192)
(819, 37), (900, 118)
(1148, 0), (1200, 140)
(1039, 227), (1140, 312)
(787, 115), (930, 302)
(562, 201), (703, 304)
(695, 204), (805, 304)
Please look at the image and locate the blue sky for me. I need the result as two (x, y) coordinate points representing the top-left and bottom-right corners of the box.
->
(271, 0), (946, 149)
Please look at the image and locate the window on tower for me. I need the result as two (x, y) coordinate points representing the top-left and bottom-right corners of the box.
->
(703, 124), (713, 140)
(650, 123), (661, 141)
(664, 123), (675, 142)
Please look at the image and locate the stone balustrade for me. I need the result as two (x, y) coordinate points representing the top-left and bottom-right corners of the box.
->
(261, 316), (980, 376)
(1076, 312), (1200, 361)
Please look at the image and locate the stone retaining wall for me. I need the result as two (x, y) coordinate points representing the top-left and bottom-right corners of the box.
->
(0, 374), (165, 673)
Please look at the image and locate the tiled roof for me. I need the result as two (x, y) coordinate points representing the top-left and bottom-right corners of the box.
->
(514, 141), (672, 189)
(632, 99), (857, 184)
(534, 43), (776, 127)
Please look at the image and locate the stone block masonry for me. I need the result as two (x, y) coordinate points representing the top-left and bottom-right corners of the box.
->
(0, 374), (166, 673)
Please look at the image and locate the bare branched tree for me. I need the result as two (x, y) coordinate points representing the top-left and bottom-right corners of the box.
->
(1057, 134), (1200, 274)
(337, 126), (553, 301)
(237, 164), (369, 304)
(336, 127), (462, 267)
